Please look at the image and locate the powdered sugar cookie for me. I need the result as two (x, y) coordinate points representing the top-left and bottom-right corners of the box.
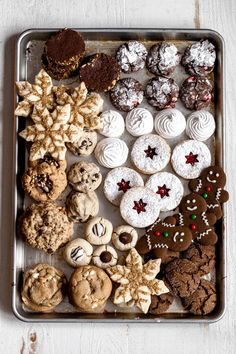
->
(92, 245), (118, 269)
(171, 140), (211, 179)
(131, 134), (171, 174)
(145, 172), (184, 211)
(112, 225), (138, 251)
(103, 167), (144, 206)
(120, 187), (161, 228)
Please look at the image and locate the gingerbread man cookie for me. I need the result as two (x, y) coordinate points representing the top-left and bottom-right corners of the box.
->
(173, 193), (218, 245)
(189, 166), (229, 219)
(136, 216), (192, 259)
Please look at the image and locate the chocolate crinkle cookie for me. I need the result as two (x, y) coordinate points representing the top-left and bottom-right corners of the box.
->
(164, 258), (200, 298)
(182, 243), (215, 276)
(79, 53), (120, 92)
(181, 279), (217, 315)
(149, 293), (174, 315)
(182, 39), (216, 77)
(180, 76), (213, 110)
(145, 76), (179, 110)
(146, 42), (181, 76)
(116, 40), (147, 73)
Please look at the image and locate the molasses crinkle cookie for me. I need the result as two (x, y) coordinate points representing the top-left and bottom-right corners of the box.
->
(92, 245), (118, 269)
(180, 76), (213, 110)
(104, 167), (144, 206)
(182, 39), (216, 77)
(186, 110), (215, 141)
(154, 108), (186, 139)
(145, 172), (184, 211)
(95, 137), (129, 168)
(126, 108), (154, 137)
(120, 186), (161, 228)
(112, 225), (138, 251)
(131, 134), (171, 174)
(171, 139), (211, 179)
(85, 217), (113, 245)
(110, 78), (143, 112)
(146, 42), (181, 76)
(21, 263), (66, 312)
(116, 40), (147, 73)
(63, 238), (93, 267)
(98, 110), (125, 138)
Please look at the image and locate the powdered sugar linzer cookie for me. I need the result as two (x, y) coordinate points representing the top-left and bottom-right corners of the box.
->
(104, 167), (144, 206)
(171, 140), (211, 179)
(131, 134), (171, 174)
(145, 172), (184, 211)
(120, 187), (161, 228)
(94, 138), (129, 168)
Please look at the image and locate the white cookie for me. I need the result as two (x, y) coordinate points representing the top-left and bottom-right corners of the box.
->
(186, 110), (215, 141)
(126, 108), (153, 136)
(95, 138), (129, 168)
(86, 217), (113, 245)
(98, 110), (125, 138)
(103, 167), (144, 206)
(112, 225), (138, 251)
(64, 238), (93, 267)
(154, 108), (186, 139)
(145, 172), (184, 211)
(92, 245), (118, 269)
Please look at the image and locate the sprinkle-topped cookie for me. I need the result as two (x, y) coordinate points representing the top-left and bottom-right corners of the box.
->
(180, 76), (213, 110)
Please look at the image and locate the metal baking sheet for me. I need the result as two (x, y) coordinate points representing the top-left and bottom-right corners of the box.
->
(12, 29), (226, 323)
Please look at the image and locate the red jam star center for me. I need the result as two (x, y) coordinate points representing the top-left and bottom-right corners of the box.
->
(157, 184), (170, 198)
(185, 152), (199, 166)
(117, 179), (131, 193)
(144, 145), (157, 159)
(133, 199), (147, 214)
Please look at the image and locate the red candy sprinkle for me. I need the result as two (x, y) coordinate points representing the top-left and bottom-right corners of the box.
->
(157, 184), (170, 198)
(133, 199), (147, 214)
(155, 231), (161, 237)
(117, 179), (131, 193)
(185, 152), (199, 166)
(190, 223), (197, 231)
(206, 186), (211, 192)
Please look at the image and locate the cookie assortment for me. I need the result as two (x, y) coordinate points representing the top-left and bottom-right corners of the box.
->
(16, 29), (228, 317)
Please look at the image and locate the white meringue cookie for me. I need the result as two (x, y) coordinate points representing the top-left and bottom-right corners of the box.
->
(126, 108), (154, 136)
(154, 108), (186, 139)
(95, 138), (129, 168)
(186, 110), (216, 141)
(98, 110), (125, 138)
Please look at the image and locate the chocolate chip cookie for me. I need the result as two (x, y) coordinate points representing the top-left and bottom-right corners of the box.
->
(21, 263), (66, 312)
(69, 265), (112, 312)
(19, 202), (73, 254)
(182, 243), (215, 276)
(22, 163), (67, 202)
(67, 161), (102, 193)
(67, 127), (97, 156)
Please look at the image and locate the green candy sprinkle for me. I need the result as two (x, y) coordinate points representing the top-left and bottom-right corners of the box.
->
(202, 192), (208, 199)
(162, 231), (169, 238)
(191, 214), (197, 220)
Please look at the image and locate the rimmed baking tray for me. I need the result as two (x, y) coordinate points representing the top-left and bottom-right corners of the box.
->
(12, 28), (226, 323)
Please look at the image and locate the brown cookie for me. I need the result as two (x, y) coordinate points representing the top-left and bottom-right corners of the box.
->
(180, 76), (213, 110)
(29, 154), (67, 171)
(164, 259), (200, 297)
(161, 249), (180, 265)
(136, 216), (192, 259)
(149, 293), (174, 315)
(189, 165), (229, 219)
(67, 161), (102, 193)
(181, 279), (216, 315)
(182, 243), (215, 276)
(66, 127), (97, 156)
(173, 192), (218, 246)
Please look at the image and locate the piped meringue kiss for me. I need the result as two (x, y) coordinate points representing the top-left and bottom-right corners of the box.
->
(126, 108), (153, 136)
(154, 108), (186, 139)
(95, 138), (129, 168)
(186, 110), (216, 141)
(98, 110), (125, 138)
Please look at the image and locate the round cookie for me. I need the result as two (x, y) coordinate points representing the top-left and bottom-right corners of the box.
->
(29, 154), (67, 171)
(182, 243), (215, 276)
(146, 42), (181, 76)
(19, 202), (73, 254)
(145, 76), (179, 110)
(154, 108), (186, 139)
(149, 293), (174, 315)
(145, 172), (184, 211)
(22, 164), (67, 202)
(85, 217), (113, 245)
(92, 245), (118, 269)
(94, 138), (129, 168)
(171, 140), (211, 179)
(120, 186), (161, 228)
(126, 108), (154, 137)
(104, 167), (144, 206)
(112, 225), (138, 251)
(79, 53), (120, 92)
(164, 259), (201, 298)
(181, 279), (216, 315)
(63, 238), (93, 267)
(69, 265), (112, 312)
(67, 127), (97, 156)
(180, 76), (213, 110)
(131, 134), (171, 174)
(66, 191), (99, 223)
(98, 110), (125, 138)
(116, 40), (147, 73)
(67, 161), (102, 193)
(186, 110), (215, 141)
(21, 263), (66, 312)
(110, 78), (143, 112)
(182, 39), (216, 77)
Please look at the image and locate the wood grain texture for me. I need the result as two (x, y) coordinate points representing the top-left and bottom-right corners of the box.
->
(0, 0), (235, 353)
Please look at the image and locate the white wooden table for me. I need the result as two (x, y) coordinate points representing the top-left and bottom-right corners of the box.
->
(0, 1), (235, 353)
